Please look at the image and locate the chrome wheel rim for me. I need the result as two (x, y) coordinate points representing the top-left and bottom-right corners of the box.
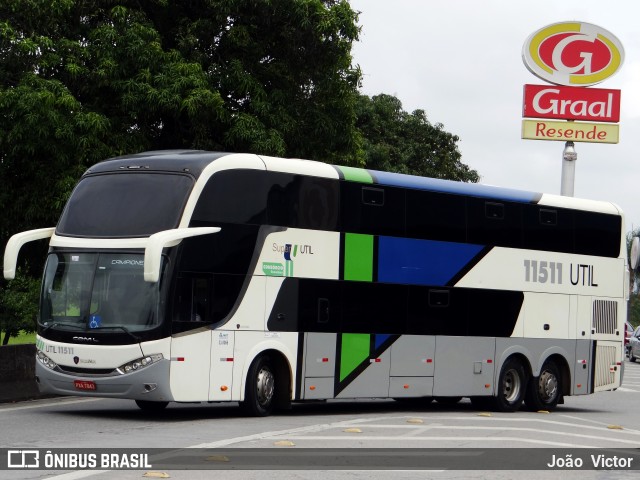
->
(256, 366), (275, 407)
(538, 370), (558, 402)
(503, 368), (522, 403)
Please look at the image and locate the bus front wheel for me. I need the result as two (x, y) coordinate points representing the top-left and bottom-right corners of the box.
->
(524, 360), (562, 411)
(241, 355), (276, 417)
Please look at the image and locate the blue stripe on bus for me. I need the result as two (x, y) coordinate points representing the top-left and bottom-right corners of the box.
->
(378, 236), (485, 286)
(374, 334), (391, 350)
(369, 170), (541, 203)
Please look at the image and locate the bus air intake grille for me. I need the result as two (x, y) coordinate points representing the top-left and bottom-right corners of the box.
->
(57, 365), (118, 377)
(591, 299), (617, 335)
(594, 345), (616, 389)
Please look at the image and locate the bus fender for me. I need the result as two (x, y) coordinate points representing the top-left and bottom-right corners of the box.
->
(234, 339), (296, 402)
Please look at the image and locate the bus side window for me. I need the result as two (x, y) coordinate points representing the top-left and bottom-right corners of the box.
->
(192, 278), (210, 322)
(341, 182), (404, 236)
(297, 279), (340, 333)
(467, 198), (522, 248)
(267, 174), (339, 231)
(574, 210), (621, 257)
(406, 190), (466, 243)
(192, 170), (268, 225)
(173, 275), (212, 326)
(523, 205), (573, 254)
(362, 187), (384, 206)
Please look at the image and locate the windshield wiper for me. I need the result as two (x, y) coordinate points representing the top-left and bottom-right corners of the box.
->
(90, 325), (140, 343)
(41, 322), (85, 334)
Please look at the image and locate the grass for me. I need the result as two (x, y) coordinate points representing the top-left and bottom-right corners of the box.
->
(1, 330), (36, 345)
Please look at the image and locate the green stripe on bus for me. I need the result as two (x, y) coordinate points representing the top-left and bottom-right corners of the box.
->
(337, 166), (374, 183)
(344, 233), (374, 281)
(340, 333), (370, 381)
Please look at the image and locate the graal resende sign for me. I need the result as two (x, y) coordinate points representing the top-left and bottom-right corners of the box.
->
(521, 21), (623, 143)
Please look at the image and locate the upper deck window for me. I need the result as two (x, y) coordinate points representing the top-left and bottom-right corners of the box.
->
(57, 173), (194, 237)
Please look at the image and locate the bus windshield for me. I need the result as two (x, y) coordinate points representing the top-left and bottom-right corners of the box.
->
(56, 173), (194, 237)
(40, 253), (162, 333)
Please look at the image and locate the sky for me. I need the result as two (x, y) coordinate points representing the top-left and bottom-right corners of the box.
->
(349, 0), (640, 232)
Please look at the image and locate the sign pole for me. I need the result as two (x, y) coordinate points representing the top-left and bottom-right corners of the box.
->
(560, 141), (577, 196)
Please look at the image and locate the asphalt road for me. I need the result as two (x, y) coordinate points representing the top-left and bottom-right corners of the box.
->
(2, 359), (640, 480)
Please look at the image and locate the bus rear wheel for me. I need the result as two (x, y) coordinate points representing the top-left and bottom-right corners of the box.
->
(524, 360), (562, 411)
(135, 400), (169, 411)
(491, 358), (527, 412)
(241, 355), (276, 417)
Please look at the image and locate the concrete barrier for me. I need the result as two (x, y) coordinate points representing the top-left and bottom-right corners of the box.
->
(0, 344), (51, 403)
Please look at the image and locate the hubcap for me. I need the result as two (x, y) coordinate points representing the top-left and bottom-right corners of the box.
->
(503, 368), (522, 402)
(256, 366), (275, 407)
(538, 370), (558, 402)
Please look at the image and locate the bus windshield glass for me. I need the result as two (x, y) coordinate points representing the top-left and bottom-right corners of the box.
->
(56, 173), (194, 237)
(40, 253), (162, 333)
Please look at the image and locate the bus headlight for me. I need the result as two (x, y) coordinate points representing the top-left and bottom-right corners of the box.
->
(36, 350), (58, 370)
(117, 354), (163, 375)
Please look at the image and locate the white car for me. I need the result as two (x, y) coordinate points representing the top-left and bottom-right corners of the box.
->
(629, 326), (640, 363)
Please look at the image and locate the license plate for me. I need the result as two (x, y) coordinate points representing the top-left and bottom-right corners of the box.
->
(74, 380), (97, 391)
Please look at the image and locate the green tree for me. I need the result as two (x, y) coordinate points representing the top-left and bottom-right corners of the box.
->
(0, 0), (362, 339)
(355, 93), (479, 182)
(0, 270), (40, 345)
(0, 0), (362, 230)
(0, 1), (480, 342)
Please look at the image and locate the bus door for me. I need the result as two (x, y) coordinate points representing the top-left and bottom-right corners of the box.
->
(169, 275), (213, 401)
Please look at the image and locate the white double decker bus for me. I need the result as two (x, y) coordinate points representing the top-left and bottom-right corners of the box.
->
(3, 150), (628, 415)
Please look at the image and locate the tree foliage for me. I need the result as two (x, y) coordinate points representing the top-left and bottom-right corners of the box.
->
(0, 0), (362, 237)
(0, 1), (479, 342)
(0, 0), (364, 340)
(356, 93), (479, 182)
(0, 270), (40, 345)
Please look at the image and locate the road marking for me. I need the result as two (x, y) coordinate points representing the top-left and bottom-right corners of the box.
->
(0, 397), (102, 413)
(193, 416), (392, 448)
(360, 416), (640, 437)
(275, 435), (597, 448)
(43, 416), (398, 479)
(40, 471), (109, 480)
(272, 425), (640, 446)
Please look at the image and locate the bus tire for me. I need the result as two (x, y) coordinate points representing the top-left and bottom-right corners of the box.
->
(525, 360), (562, 411)
(492, 357), (527, 412)
(241, 355), (276, 417)
(135, 400), (169, 411)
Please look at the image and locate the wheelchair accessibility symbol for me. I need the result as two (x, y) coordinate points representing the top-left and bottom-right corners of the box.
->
(89, 315), (102, 329)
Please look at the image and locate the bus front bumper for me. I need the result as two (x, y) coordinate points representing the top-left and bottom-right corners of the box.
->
(35, 359), (174, 402)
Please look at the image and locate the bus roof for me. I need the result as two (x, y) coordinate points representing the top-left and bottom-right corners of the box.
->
(86, 150), (620, 215)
